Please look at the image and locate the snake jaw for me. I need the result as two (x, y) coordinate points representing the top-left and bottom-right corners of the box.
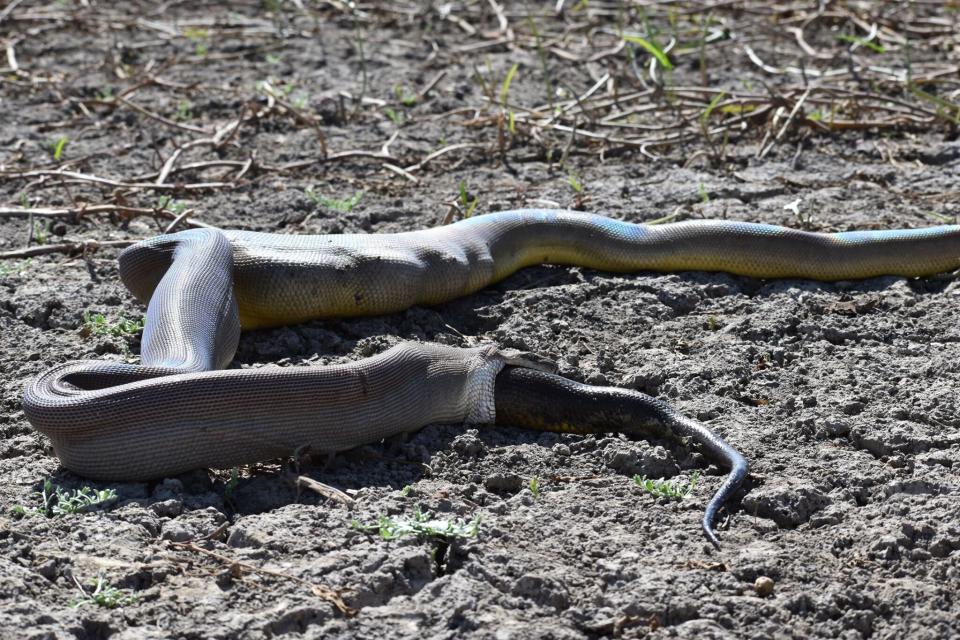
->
(496, 348), (558, 373)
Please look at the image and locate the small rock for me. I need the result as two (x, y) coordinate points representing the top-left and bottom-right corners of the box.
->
(451, 429), (486, 458)
(152, 478), (183, 502)
(484, 473), (522, 493)
(150, 499), (182, 518)
(754, 576), (774, 597)
(160, 521), (192, 542)
(842, 401), (865, 416)
(870, 536), (900, 561)
(741, 482), (830, 528)
(930, 536), (952, 558)
(821, 419), (850, 437)
(35, 559), (58, 582)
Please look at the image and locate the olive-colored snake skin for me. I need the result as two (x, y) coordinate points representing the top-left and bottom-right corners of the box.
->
(22, 210), (960, 547)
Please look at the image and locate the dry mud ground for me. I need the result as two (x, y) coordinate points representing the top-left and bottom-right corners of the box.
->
(1, 2), (960, 638)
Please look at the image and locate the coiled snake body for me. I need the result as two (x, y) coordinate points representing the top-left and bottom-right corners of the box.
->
(22, 210), (960, 547)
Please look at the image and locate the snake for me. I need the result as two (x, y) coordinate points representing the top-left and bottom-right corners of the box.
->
(21, 209), (960, 548)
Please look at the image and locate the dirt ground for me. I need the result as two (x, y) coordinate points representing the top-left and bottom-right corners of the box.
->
(1, 1), (959, 638)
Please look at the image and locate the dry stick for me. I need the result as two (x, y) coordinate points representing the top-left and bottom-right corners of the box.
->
(403, 143), (486, 173)
(544, 73), (611, 126)
(234, 154), (256, 182)
(116, 96), (213, 136)
(0, 205), (214, 230)
(416, 70), (447, 101)
(0, 240), (134, 260)
(0, 204), (156, 219)
(758, 87), (811, 159)
(382, 163), (418, 182)
(5, 41), (19, 72)
(162, 208), (197, 234)
(296, 476), (356, 507)
(157, 115), (249, 185)
(133, 160), (248, 182)
(3, 169), (232, 191)
(260, 83), (328, 156)
(168, 540), (355, 616)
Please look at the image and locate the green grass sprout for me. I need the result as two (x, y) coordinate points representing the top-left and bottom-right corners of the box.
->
(458, 180), (479, 218)
(50, 136), (68, 161)
(81, 312), (144, 338)
(623, 35), (673, 70)
(633, 472), (700, 500)
(499, 62), (519, 106)
(351, 506), (480, 541)
(0, 258), (32, 277)
(72, 574), (136, 609)
(15, 479), (118, 518)
(304, 188), (364, 212)
(529, 476), (541, 499)
(382, 106), (403, 126)
(836, 34), (886, 54)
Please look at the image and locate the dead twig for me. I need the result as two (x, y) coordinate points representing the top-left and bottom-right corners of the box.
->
(296, 477), (356, 507)
(0, 239), (134, 260)
(168, 540), (355, 616)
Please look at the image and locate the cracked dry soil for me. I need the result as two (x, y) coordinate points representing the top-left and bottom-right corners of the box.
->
(1, 2), (959, 639)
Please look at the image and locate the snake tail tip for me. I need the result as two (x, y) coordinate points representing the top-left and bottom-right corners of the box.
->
(703, 528), (722, 550)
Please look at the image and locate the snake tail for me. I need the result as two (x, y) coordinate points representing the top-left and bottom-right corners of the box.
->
(494, 366), (748, 548)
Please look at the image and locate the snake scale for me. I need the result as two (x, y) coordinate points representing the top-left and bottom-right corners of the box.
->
(22, 209), (960, 547)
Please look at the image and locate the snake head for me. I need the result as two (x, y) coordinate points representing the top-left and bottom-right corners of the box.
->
(496, 348), (558, 374)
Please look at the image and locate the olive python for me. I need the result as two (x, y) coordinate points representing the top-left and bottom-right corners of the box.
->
(22, 209), (960, 547)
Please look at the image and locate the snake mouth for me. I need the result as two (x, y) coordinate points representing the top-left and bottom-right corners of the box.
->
(493, 365), (747, 548)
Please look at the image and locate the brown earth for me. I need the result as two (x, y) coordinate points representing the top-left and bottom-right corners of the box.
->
(1, 2), (959, 639)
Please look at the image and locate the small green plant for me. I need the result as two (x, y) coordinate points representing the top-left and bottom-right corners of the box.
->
(836, 34), (886, 54)
(16, 479), (118, 518)
(184, 27), (209, 56)
(224, 466), (239, 510)
(382, 106), (403, 126)
(72, 574), (136, 609)
(529, 476), (540, 499)
(0, 258), (31, 277)
(81, 311), (145, 338)
(400, 485), (413, 497)
(50, 136), (68, 161)
(351, 506), (480, 541)
(567, 172), (584, 194)
(623, 35), (673, 71)
(908, 84), (960, 124)
(32, 221), (48, 245)
(393, 83), (417, 107)
(633, 472), (700, 500)
(265, 53), (282, 65)
(698, 182), (710, 203)
(458, 180), (479, 218)
(156, 195), (187, 215)
(175, 100), (193, 121)
(304, 188), (364, 213)
(499, 62), (519, 106)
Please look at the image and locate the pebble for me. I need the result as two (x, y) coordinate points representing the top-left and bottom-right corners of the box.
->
(754, 576), (775, 597)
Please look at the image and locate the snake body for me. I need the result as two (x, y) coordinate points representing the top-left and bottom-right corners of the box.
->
(22, 209), (960, 547)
